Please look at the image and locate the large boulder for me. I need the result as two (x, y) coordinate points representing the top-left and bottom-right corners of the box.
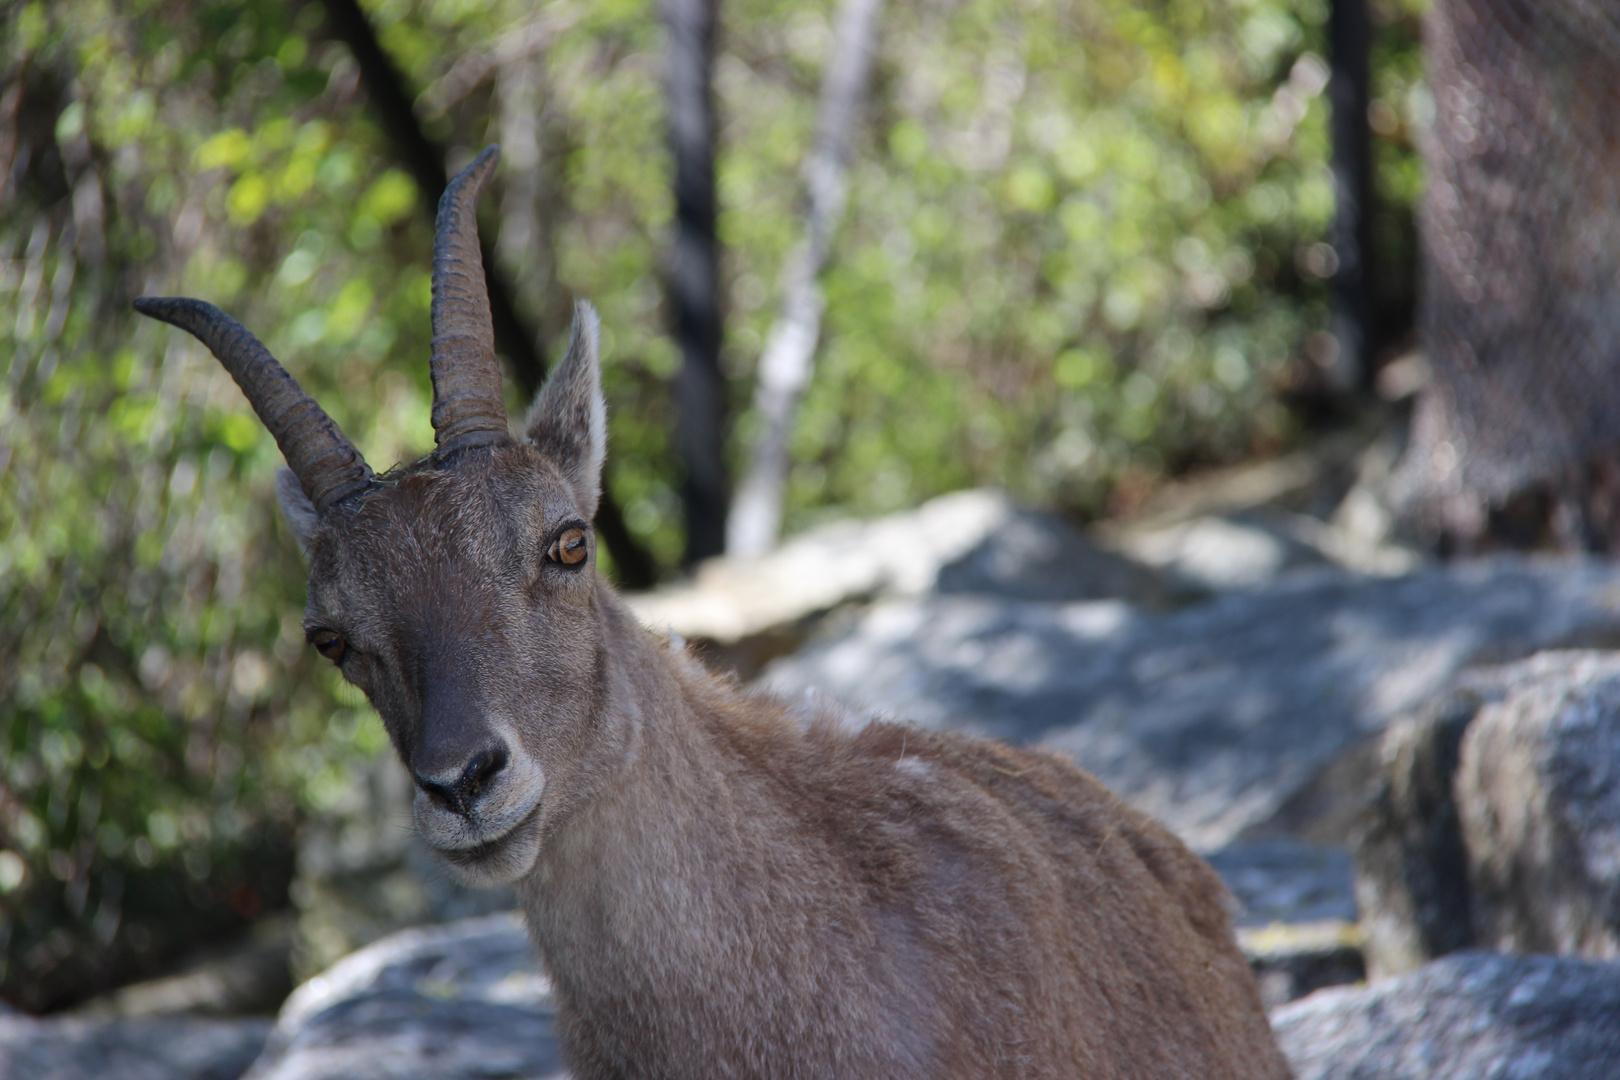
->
(1455, 650), (1620, 958)
(1350, 679), (1496, 979)
(625, 490), (1171, 674)
(1273, 951), (1620, 1080)
(1104, 508), (1416, 593)
(0, 1011), (271, 1080)
(763, 558), (1620, 849)
(243, 913), (564, 1080)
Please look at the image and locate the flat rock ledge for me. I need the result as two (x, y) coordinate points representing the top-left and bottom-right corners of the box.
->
(764, 557), (1620, 849)
(0, 1012), (271, 1080)
(1273, 951), (1620, 1080)
(626, 489), (1169, 672)
(242, 913), (564, 1080)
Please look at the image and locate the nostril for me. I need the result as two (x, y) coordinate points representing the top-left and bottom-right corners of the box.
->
(413, 744), (509, 817)
(457, 744), (509, 801)
(417, 776), (463, 815)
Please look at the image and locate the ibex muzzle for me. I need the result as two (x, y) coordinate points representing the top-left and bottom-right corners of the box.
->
(136, 146), (1293, 1078)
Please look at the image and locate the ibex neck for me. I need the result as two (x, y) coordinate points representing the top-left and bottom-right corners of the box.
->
(514, 583), (813, 1022)
(519, 580), (752, 898)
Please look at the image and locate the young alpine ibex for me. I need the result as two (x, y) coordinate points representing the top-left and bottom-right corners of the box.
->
(136, 146), (1291, 1079)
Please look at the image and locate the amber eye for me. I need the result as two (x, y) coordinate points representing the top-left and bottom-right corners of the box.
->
(548, 526), (589, 566)
(310, 630), (347, 663)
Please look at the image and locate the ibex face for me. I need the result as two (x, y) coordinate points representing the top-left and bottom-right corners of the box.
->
(301, 381), (604, 886)
(135, 146), (608, 886)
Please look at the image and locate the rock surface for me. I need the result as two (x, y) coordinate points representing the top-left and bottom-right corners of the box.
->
(1456, 650), (1620, 958)
(626, 490), (1171, 672)
(1105, 508), (1413, 593)
(243, 913), (563, 1080)
(763, 558), (1620, 849)
(1273, 951), (1620, 1080)
(0, 1012), (271, 1080)
(1206, 841), (1358, 927)
(1350, 687), (1481, 980)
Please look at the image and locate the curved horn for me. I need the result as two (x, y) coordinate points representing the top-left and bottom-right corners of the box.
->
(133, 296), (373, 512)
(429, 144), (510, 454)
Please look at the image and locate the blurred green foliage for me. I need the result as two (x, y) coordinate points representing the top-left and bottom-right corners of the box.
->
(0, 0), (1425, 1008)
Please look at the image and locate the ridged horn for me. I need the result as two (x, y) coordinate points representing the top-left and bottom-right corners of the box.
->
(429, 144), (509, 454)
(133, 296), (373, 512)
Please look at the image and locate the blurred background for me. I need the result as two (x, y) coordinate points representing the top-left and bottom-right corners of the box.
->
(8, 0), (1605, 1017)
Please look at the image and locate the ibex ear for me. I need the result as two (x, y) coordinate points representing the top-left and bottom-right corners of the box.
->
(275, 467), (320, 555)
(525, 302), (605, 519)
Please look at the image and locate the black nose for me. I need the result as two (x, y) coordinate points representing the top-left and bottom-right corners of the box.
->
(414, 743), (509, 817)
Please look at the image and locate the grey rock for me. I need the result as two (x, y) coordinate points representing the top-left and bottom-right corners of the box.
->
(626, 490), (1170, 675)
(1107, 510), (1336, 592)
(1273, 951), (1620, 1080)
(762, 558), (1620, 849)
(291, 753), (513, 980)
(1350, 679), (1503, 980)
(1238, 731), (1383, 847)
(929, 500), (1167, 603)
(1207, 841), (1358, 927)
(244, 913), (564, 1080)
(1456, 650), (1620, 958)
(0, 1014), (271, 1080)
(1095, 422), (1428, 587)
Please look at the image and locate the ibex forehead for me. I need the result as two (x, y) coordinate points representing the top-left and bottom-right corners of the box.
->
(306, 445), (584, 583)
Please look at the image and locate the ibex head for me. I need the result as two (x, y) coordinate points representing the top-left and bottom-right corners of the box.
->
(135, 146), (608, 886)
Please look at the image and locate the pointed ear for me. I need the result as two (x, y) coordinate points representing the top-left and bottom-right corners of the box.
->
(525, 302), (605, 519)
(275, 467), (320, 555)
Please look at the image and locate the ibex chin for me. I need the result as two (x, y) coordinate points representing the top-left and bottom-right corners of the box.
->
(136, 145), (1291, 1079)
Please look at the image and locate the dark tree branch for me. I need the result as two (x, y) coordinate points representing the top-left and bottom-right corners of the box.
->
(317, 0), (657, 587)
(1328, 0), (1374, 393)
(660, 0), (729, 566)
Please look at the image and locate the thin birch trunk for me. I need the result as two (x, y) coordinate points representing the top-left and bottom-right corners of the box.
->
(725, 0), (886, 558)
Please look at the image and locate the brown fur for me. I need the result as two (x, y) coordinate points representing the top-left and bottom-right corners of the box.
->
(143, 154), (1287, 1074)
(288, 391), (1291, 1078)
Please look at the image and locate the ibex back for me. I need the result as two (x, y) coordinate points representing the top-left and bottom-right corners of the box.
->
(137, 146), (1291, 1080)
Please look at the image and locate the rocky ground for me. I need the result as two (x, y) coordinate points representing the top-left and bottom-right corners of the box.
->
(12, 437), (1620, 1079)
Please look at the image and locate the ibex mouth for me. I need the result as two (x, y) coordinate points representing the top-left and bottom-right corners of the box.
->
(418, 790), (546, 886)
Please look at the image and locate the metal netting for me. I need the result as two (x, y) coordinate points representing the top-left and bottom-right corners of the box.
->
(1401, 0), (1620, 547)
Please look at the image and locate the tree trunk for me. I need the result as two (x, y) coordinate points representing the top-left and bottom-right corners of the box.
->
(661, 0), (729, 566)
(1327, 0), (1373, 394)
(1399, 0), (1620, 552)
(725, 0), (886, 558)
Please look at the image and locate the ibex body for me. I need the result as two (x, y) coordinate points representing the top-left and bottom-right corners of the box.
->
(137, 146), (1291, 1080)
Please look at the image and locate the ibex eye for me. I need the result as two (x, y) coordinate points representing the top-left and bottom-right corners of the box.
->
(548, 526), (589, 566)
(310, 630), (347, 663)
